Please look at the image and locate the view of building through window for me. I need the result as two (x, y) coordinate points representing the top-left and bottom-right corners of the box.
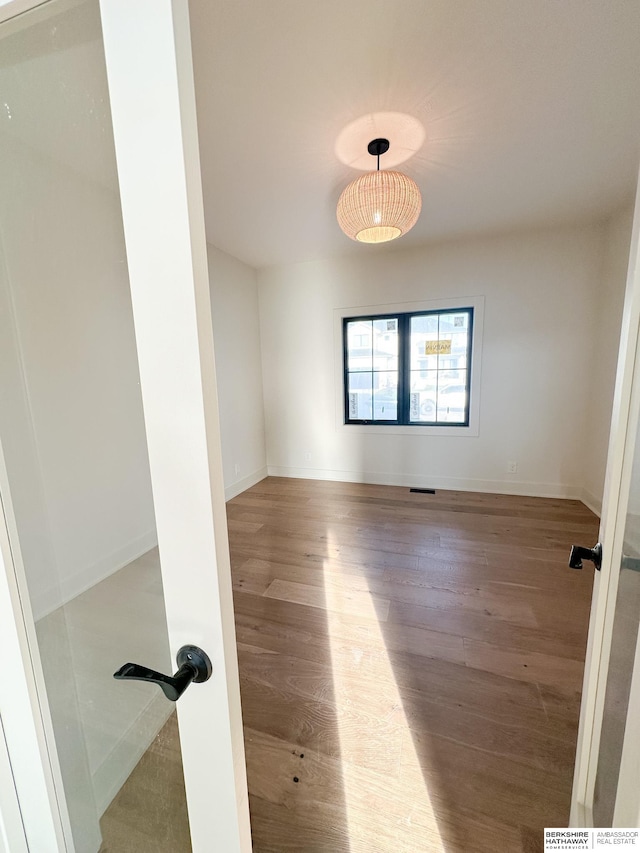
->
(346, 317), (399, 421)
(344, 308), (473, 425)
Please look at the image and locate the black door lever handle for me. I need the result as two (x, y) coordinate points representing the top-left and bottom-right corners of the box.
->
(569, 542), (602, 571)
(114, 645), (212, 702)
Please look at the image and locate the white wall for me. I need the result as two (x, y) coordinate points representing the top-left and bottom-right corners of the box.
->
(581, 204), (635, 514)
(258, 223), (608, 499)
(208, 244), (267, 499)
(1, 188), (269, 623)
(0, 139), (156, 620)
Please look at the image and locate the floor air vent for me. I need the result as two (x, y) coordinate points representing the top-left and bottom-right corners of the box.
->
(409, 488), (436, 494)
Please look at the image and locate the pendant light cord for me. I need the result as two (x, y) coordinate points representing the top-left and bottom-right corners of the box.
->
(367, 138), (389, 171)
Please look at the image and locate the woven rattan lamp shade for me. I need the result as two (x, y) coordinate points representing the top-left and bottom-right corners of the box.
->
(336, 169), (422, 243)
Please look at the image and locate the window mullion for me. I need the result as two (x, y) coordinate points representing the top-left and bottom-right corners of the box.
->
(436, 312), (441, 422)
(400, 313), (409, 425)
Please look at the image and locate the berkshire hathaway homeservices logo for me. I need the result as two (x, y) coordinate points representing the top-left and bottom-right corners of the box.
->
(545, 829), (640, 851)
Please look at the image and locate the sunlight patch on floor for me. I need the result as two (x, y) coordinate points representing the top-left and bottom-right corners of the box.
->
(322, 530), (445, 852)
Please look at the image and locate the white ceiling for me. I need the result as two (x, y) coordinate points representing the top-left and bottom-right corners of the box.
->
(189, 0), (640, 270)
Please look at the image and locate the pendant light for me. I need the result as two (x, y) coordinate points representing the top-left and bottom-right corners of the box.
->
(336, 138), (422, 244)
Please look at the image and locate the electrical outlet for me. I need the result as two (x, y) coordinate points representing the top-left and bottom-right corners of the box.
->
(234, 462), (240, 476)
(507, 461), (518, 474)
(304, 451), (312, 462)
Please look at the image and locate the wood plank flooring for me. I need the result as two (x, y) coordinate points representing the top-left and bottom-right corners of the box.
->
(99, 714), (191, 852)
(229, 477), (597, 853)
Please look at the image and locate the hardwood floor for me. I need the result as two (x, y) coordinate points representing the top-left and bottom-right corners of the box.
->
(99, 714), (191, 852)
(228, 477), (597, 853)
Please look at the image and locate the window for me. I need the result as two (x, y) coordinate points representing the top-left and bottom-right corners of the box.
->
(343, 307), (473, 425)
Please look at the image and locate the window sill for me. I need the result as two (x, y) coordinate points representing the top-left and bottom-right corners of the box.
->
(338, 422), (479, 438)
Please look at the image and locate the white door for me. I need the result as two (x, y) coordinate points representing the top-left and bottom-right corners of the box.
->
(0, 0), (251, 850)
(571, 177), (640, 828)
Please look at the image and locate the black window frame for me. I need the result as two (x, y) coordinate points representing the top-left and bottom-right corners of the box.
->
(343, 307), (474, 427)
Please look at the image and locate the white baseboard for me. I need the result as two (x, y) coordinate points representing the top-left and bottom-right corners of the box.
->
(225, 466), (268, 501)
(266, 465), (584, 501)
(33, 461), (269, 619)
(579, 487), (603, 518)
(34, 529), (158, 621)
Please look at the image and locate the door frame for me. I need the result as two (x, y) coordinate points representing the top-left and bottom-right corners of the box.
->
(571, 175), (640, 826)
(0, 713), (28, 853)
(0, 446), (65, 850)
(0, 0), (251, 849)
